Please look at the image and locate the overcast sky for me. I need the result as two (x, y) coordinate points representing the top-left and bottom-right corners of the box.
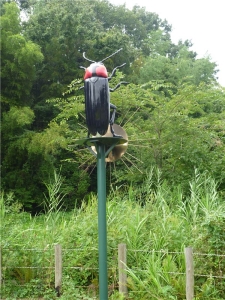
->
(109, 0), (225, 86)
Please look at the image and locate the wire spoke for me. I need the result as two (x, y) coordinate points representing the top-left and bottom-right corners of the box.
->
(79, 155), (95, 168)
(78, 123), (87, 130)
(119, 106), (132, 126)
(128, 131), (149, 137)
(125, 151), (143, 163)
(123, 107), (140, 127)
(123, 154), (143, 173)
(128, 144), (150, 148)
(120, 157), (134, 174)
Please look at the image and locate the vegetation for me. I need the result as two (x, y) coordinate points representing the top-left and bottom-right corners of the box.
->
(1, 0), (224, 212)
(1, 170), (225, 299)
(0, 0), (225, 298)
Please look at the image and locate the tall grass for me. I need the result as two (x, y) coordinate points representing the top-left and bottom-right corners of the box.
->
(1, 170), (224, 299)
(43, 169), (66, 218)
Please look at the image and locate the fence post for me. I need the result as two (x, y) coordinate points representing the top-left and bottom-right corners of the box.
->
(55, 244), (62, 297)
(185, 247), (194, 300)
(0, 247), (2, 291)
(118, 243), (128, 297)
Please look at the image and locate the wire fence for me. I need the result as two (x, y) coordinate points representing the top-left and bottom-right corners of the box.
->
(1, 244), (225, 299)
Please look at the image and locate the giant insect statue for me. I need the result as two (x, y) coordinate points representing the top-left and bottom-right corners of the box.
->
(80, 48), (128, 137)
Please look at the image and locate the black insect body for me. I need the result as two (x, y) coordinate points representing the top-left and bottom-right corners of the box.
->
(80, 48), (128, 137)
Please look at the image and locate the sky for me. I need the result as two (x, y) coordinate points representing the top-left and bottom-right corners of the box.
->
(109, 0), (225, 86)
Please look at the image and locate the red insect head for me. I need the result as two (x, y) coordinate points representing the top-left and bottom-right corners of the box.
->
(84, 63), (108, 80)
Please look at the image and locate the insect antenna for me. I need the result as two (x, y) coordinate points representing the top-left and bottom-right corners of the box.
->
(101, 48), (123, 63)
(83, 52), (95, 63)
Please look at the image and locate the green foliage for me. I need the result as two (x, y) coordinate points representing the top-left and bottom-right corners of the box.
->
(106, 82), (225, 194)
(1, 0), (224, 213)
(0, 191), (22, 220)
(138, 51), (218, 86)
(0, 3), (224, 298)
(23, 0), (175, 99)
(1, 2), (43, 106)
(43, 169), (66, 215)
(1, 172), (225, 299)
(2, 106), (35, 134)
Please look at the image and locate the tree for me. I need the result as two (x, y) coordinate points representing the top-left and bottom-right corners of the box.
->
(23, 0), (176, 100)
(138, 46), (218, 86)
(0, 2), (44, 211)
(1, 0), (224, 212)
(0, 2), (43, 108)
(104, 81), (225, 191)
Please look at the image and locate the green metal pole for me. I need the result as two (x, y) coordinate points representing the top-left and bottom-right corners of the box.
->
(96, 142), (108, 300)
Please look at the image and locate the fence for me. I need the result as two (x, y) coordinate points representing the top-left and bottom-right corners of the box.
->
(1, 244), (225, 299)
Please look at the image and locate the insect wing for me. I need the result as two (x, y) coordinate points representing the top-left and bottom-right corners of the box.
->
(84, 77), (110, 136)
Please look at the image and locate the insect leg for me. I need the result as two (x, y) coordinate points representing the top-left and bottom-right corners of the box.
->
(109, 81), (129, 92)
(108, 63), (126, 81)
(109, 103), (122, 137)
(110, 103), (116, 125)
